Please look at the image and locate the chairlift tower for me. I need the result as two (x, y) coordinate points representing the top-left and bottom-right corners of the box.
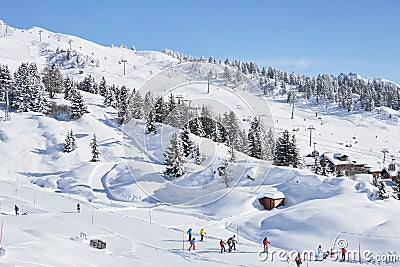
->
(4, 91), (11, 121)
(381, 148), (389, 165)
(306, 125), (316, 147)
(121, 59), (127, 75)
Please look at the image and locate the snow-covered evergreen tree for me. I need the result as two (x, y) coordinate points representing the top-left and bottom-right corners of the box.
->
(288, 134), (301, 168)
(12, 62), (30, 108)
(180, 126), (193, 157)
(377, 180), (389, 200)
(199, 105), (214, 138)
(78, 74), (97, 94)
(193, 144), (204, 165)
(235, 70), (243, 84)
(63, 77), (75, 100)
(70, 90), (87, 120)
(218, 158), (232, 188)
(274, 130), (291, 167)
(190, 117), (205, 137)
(315, 157), (331, 176)
(98, 77), (108, 97)
(131, 90), (144, 120)
(228, 141), (236, 163)
(90, 133), (100, 162)
(0, 65), (13, 101)
(143, 91), (155, 119)
(164, 132), (186, 179)
(392, 175), (400, 200)
(212, 120), (225, 143)
(222, 111), (242, 151)
(372, 176), (379, 187)
(224, 66), (231, 85)
(13, 62), (51, 113)
(264, 128), (275, 161)
(104, 85), (119, 109)
(145, 110), (156, 134)
(63, 129), (77, 153)
(154, 96), (167, 123)
(247, 117), (262, 159)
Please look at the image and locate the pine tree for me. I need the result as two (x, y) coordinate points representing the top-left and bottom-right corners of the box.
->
(265, 128), (275, 161)
(199, 105), (214, 138)
(63, 129), (77, 153)
(78, 75), (97, 94)
(12, 62), (30, 109)
(377, 180), (389, 200)
(104, 85), (118, 109)
(29, 63), (51, 113)
(247, 117), (262, 159)
(212, 120), (225, 143)
(154, 96), (167, 123)
(70, 91), (87, 120)
(42, 64), (64, 98)
(235, 70), (243, 84)
(164, 132), (186, 179)
(315, 157), (331, 176)
(145, 110), (156, 134)
(372, 176), (379, 187)
(219, 158), (232, 188)
(98, 77), (108, 97)
(13, 62), (50, 113)
(193, 144), (204, 165)
(0, 65), (13, 101)
(274, 130), (291, 166)
(190, 117), (205, 137)
(180, 126), (193, 157)
(222, 111), (241, 151)
(228, 141), (236, 163)
(392, 175), (400, 200)
(224, 66), (231, 85)
(63, 77), (75, 100)
(288, 134), (301, 168)
(143, 91), (155, 118)
(90, 134), (100, 162)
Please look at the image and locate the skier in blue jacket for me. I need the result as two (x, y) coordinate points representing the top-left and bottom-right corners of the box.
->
(188, 238), (196, 251)
(187, 228), (193, 241)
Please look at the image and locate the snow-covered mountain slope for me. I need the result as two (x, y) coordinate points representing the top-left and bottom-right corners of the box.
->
(0, 20), (177, 89)
(0, 21), (400, 266)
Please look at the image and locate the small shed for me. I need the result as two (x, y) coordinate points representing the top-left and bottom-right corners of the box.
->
(258, 191), (285, 210)
(90, 239), (107, 249)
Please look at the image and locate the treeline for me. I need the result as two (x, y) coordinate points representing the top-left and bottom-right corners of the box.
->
(0, 63), (88, 119)
(163, 49), (260, 75)
(164, 49), (400, 113)
(260, 67), (400, 112)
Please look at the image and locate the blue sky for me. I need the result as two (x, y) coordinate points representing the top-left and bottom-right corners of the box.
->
(1, 0), (400, 83)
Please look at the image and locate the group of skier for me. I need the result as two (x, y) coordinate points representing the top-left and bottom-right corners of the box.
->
(186, 228), (207, 251)
(219, 235), (237, 253)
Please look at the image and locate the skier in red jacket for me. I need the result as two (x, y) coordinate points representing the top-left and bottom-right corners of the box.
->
(263, 237), (270, 253)
(219, 239), (226, 253)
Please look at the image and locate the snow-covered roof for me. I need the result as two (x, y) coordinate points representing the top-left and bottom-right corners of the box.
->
(259, 191), (285, 199)
(303, 156), (316, 166)
(322, 152), (352, 166)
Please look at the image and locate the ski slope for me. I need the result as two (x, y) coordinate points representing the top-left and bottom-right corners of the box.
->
(0, 21), (400, 266)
